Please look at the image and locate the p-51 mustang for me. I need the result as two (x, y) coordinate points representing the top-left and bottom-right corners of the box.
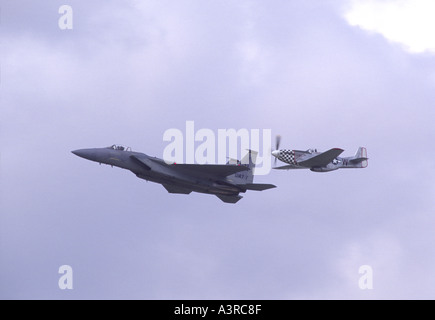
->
(72, 145), (276, 203)
(271, 136), (368, 172)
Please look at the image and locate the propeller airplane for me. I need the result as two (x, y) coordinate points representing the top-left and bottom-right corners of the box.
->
(271, 135), (368, 172)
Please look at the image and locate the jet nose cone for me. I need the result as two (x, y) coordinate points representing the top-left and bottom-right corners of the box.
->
(271, 150), (280, 158)
(71, 148), (95, 161)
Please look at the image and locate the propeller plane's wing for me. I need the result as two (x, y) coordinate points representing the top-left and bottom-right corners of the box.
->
(273, 164), (306, 170)
(298, 148), (344, 168)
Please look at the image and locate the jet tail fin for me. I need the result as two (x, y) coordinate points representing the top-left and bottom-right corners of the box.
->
(226, 149), (257, 184)
(239, 149), (257, 173)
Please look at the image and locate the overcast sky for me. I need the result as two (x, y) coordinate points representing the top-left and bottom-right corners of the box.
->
(1, 0), (434, 299)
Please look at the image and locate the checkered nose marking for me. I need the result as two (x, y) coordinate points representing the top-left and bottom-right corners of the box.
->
(279, 150), (297, 165)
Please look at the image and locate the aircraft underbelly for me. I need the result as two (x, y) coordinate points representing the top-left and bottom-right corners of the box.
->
(137, 172), (239, 195)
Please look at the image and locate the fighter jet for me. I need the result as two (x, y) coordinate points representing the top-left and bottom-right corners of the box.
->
(271, 136), (368, 172)
(72, 145), (276, 203)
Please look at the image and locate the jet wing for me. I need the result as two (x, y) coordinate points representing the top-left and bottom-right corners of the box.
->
(131, 154), (249, 177)
(169, 163), (250, 177)
(297, 148), (344, 168)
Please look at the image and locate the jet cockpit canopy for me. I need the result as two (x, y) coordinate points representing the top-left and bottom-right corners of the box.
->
(107, 144), (131, 151)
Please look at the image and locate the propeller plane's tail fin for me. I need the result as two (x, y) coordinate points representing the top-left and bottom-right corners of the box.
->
(349, 147), (368, 168)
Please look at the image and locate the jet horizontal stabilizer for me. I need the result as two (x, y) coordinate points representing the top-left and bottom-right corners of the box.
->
(238, 183), (276, 191)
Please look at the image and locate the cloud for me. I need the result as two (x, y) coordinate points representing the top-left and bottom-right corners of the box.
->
(344, 0), (435, 54)
(2, 0), (435, 300)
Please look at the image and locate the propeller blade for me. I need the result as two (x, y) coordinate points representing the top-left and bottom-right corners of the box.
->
(275, 135), (281, 151)
(274, 135), (282, 165)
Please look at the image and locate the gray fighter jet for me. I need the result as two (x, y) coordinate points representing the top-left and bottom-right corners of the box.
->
(271, 136), (368, 172)
(72, 145), (276, 203)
